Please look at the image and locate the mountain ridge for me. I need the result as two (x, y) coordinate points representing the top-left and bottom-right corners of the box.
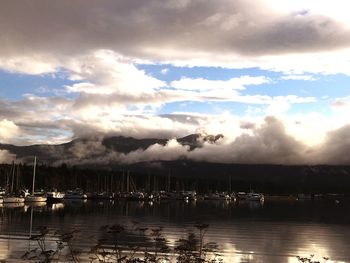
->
(0, 133), (224, 164)
(2, 134), (350, 193)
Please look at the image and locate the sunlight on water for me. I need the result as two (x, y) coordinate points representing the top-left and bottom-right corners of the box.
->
(0, 200), (350, 262)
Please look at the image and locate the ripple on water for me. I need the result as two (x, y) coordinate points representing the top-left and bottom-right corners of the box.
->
(0, 200), (350, 262)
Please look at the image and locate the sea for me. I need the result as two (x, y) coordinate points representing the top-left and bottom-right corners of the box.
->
(1, 199), (350, 262)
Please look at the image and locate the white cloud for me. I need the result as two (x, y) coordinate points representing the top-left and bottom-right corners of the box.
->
(170, 75), (270, 91)
(65, 50), (166, 95)
(281, 75), (317, 81)
(56, 116), (350, 165)
(331, 96), (350, 112)
(265, 100), (291, 115)
(0, 119), (19, 142)
(1, 1), (350, 75)
(120, 139), (190, 164)
(161, 68), (169, 75)
(0, 55), (58, 75)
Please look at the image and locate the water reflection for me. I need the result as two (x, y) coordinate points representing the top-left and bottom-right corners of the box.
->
(47, 202), (65, 211)
(0, 200), (349, 262)
(3, 202), (24, 209)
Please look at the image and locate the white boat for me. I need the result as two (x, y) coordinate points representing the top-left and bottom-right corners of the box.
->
(128, 191), (146, 200)
(64, 189), (87, 199)
(47, 191), (65, 201)
(246, 192), (264, 202)
(24, 156), (47, 203)
(204, 192), (231, 200)
(236, 192), (247, 200)
(25, 193), (47, 202)
(3, 202), (24, 208)
(3, 196), (25, 203)
(1, 164), (25, 203)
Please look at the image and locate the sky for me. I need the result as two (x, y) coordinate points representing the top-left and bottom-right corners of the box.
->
(1, 0), (350, 165)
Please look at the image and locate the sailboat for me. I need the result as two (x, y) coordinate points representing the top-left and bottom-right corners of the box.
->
(3, 161), (25, 203)
(245, 185), (264, 202)
(2, 195), (24, 203)
(47, 190), (65, 202)
(24, 157), (47, 203)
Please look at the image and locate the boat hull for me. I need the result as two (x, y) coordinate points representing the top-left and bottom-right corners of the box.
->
(246, 193), (264, 202)
(25, 196), (47, 202)
(3, 197), (25, 203)
(64, 194), (87, 200)
(47, 192), (65, 202)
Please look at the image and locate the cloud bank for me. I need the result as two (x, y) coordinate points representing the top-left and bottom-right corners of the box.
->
(1, 0), (350, 74)
(39, 117), (350, 166)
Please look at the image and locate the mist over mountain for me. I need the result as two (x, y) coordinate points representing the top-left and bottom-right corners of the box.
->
(0, 133), (224, 165)
(2, 132), (350, 193)
(2, 116), (350, 167)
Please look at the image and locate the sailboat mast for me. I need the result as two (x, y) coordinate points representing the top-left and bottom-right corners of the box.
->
(167, 170), (171, 192)
(16, 163), (20, 192)
(32, 156), (37, 195)
(126, 171), (130, 193)
(11, 161), (15, 194)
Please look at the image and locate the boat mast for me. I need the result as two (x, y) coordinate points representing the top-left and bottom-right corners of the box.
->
(16, 163), (20, 192)
(126, 170), (130, 193)
(167, 170), (171, 192)
(32, 156), (37, 195)
(11, 160), (15, 194)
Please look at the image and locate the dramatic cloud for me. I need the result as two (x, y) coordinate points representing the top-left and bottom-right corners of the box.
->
(0, 119), (20, 143)
(121, 139), (190, 164)
(1, 1), (350, 74)
(170, 76), (270, 91)
(69, 137), (107, 159)
(188, 117), (307, 164)
(65, 50), (165, 95)
(313, 125), (350, 165)
(1, 0), (350, 166)
(0, 96), (74, 145)
(40, 117), (350, 166)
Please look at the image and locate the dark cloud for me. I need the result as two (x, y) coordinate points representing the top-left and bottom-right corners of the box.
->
(58, 117), (350, 166)
(159, 114), (205, 126)
(314, 125), (350, 165)
(240, 121), (255, 130)
(0, 0), (349, 64)
(4, 116), (350, 165)
(42, 117), (307, 165)
(228, 14), (349, 55)
(188, 117), (307, 164)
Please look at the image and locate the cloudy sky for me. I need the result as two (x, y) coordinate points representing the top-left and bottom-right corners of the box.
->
(1, 0), (350, 164)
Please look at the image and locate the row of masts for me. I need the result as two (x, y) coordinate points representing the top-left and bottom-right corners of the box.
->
(91, 172), (233, 194)
(2, 159), (236, 195)
(0, 156), (46, 203)
(32, 156), (36, 195)
(4, 161), (24, 194)
(4, 157), (36, 194)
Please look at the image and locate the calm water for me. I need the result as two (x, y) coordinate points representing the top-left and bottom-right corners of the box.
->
(1, 199), (350, 262)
